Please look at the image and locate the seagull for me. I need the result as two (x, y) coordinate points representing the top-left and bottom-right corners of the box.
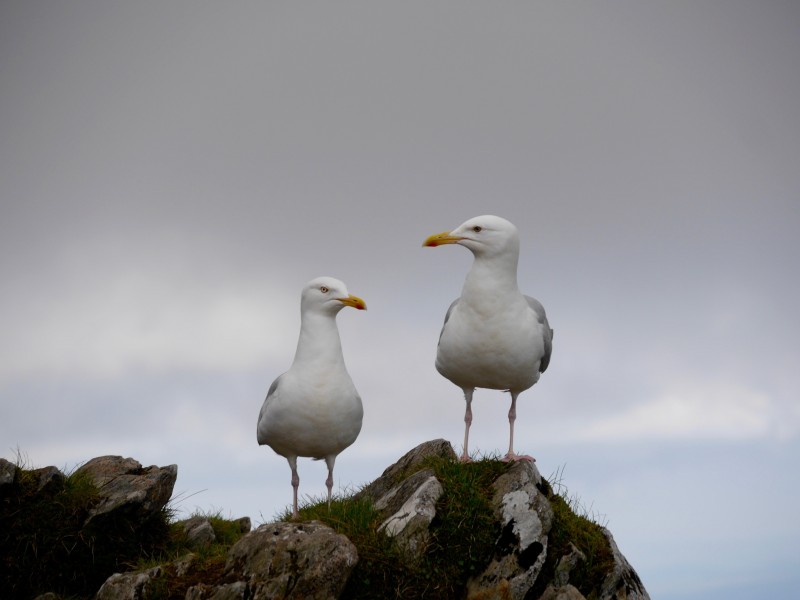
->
(423, 215), (553, 463)
(257, 276), (366, 519)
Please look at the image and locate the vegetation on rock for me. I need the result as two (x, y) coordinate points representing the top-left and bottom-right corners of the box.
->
(0, 461), (171, 598)
(1, 452), (615, 599)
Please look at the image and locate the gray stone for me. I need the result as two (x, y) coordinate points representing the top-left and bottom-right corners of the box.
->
(185, 581), (248, 600)
(225, 520), (358, 599)
(235, 516), (252, 533)
(0, 457), (16, 488)
(357, 438), (456, 503)
(356, 441), (456, 562)
(173, 553), (197, 577)
(554, 543), (586, 587)
(378, 473), (443, 556)
(94, 566), (163, 600)
(181, 516), (217, 548)
(32, 466), (66, 494)
(598, 528), (650, 600)
(467, 460), (554, 600)
(75, 456), (177, 526)
(372, 468), (436, 516)
(540, 583), (587, 600)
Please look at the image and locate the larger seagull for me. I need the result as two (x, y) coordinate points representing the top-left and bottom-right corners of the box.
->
(424, 215), (553, 462)
(257, 276), (366, 519)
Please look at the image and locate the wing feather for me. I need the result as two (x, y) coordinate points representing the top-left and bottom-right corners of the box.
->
(525, 295), (554, 373)
(437, 298), (460, 346)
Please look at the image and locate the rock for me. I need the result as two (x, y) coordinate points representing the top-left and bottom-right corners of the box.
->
(357, 438), (456, 503)
(355, 440), (454, 562)
(32, 466), (66, 494)
(235, 516), (252, 534)
(0, 457), (16, 489)
(377, 473), (443, 556)
(598, 529), (650, 600)
(223, 520), (358, 599)
(94, 566), (163, 600)
(554, 543), (586, 587)
(467, 460), (554, 600)
(540, 583), (587, 600)
(3, 443), (651, 599)
(185, 581), (247, 600)
(180, 516), (217, 548)
(173, 553), (197, 578)
(75, 456), (177, 526)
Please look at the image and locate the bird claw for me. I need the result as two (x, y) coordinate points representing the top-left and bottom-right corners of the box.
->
(502, 452), (535, 463)
(459, 453), (473, 463)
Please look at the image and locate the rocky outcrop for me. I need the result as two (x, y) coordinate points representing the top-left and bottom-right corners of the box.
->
(75, 456), (177, 526)
(5, 441), (649, 599)
(357, 439), (650, 600)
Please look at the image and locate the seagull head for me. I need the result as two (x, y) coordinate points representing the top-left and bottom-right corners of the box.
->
(423, 215), (520, 258)
(301, 276), (367, 315)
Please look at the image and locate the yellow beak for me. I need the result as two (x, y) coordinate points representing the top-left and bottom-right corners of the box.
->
(423, 231), (462, 247)
(338, 294), (367, 310)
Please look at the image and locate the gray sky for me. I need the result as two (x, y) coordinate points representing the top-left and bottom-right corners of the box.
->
(2, 2), (799, 598)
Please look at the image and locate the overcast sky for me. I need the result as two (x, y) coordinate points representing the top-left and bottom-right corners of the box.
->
(2, 2), (799, 598)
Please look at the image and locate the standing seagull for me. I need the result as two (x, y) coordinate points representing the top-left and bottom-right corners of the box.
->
(257, 276), (366, 519)
(423, 215), (553, 462)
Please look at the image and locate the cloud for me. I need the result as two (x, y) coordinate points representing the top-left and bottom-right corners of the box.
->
(0, 262), (298, 384)
(557, 381), (787, 444)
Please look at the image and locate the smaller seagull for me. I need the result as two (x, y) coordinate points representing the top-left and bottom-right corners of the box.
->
(424, 215), (553, 462)
(257, 276), (366, 519)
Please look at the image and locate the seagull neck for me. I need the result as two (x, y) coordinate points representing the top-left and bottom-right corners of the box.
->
(462, 253), (521, 299)
(292, 312), (345, 367)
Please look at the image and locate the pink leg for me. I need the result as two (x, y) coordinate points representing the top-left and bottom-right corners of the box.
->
(287, 456), (300, 519)
(503, 392), (534, 462)
(461, 388), (474, 462)
(324, 456), (336, 509)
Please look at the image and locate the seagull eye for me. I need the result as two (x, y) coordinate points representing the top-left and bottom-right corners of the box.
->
(473, 226), (482, 233)
(320, 286), (329, 293)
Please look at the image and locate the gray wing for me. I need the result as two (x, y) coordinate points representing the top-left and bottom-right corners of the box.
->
(257, 373), (285, 445)
(258, 374), (283, 423)
(437, 298), (460, 346)
(525, 295), (553, 373)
